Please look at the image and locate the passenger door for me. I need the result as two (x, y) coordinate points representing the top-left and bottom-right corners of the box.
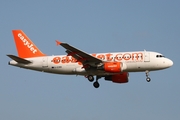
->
(144, 52), (150, 62)
(42, 57), (48, 68)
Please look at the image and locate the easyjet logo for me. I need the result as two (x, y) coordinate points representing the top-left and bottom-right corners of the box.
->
(93, 53), (143, 61)
(51, 52), (143, 64)
(18, 33), (37, 54)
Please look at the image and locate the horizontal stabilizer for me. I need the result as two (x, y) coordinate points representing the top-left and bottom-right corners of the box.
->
(7, 55), (32, 64)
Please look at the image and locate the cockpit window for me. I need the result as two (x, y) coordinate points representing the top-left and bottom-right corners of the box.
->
(156, 55), (165, 58)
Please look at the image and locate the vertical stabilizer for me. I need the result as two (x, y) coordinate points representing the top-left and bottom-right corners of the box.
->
(12, 30), (46, 58)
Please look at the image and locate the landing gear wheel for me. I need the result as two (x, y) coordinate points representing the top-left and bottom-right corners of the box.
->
(93, 82), (100, 88)
(145, 70), (151, 82)
(146, 77), (151, 82)
(87, 75), (94, 82)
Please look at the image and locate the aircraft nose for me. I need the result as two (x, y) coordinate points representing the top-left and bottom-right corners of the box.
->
(167, 59), (173, 67)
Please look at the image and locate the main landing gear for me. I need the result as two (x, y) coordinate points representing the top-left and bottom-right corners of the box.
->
(87, 75), (94, 82)
(145, 70), (151, 82)
(87, 75), (101, 88)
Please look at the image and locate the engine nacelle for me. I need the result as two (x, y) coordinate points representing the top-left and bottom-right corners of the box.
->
(105, 72), (129, 83)
(103, 62), (122, 73)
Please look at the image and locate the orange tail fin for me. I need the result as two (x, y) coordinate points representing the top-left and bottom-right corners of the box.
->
(12, 30), (46, 58)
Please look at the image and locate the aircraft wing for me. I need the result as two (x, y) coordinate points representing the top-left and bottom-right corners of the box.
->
(56, 40), (102, 66)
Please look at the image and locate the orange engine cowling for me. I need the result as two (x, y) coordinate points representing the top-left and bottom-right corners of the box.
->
(104, 62), (122, 73)
(105, 72), (129, 83)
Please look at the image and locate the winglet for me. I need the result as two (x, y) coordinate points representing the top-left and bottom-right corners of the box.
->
(56, 40), (61, 46)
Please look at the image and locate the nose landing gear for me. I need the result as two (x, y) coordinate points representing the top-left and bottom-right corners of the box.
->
(145, 70), (151, 82)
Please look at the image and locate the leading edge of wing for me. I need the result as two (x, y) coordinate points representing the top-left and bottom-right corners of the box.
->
(56, 40), (102, 64)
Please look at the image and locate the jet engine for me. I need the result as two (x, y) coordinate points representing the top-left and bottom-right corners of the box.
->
(105, 72), (129, 83)
(98, 62), (127, 73)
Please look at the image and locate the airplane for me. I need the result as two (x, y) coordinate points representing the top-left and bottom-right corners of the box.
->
(7, 30), (173, 88)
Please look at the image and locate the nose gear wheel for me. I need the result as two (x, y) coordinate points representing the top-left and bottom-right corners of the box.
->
(145, 70), (151, 82)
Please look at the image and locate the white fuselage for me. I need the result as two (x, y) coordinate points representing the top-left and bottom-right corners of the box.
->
(9, 51), (173, 76)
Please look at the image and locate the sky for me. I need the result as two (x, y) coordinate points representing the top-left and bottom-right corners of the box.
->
(0, 0), (180, 120)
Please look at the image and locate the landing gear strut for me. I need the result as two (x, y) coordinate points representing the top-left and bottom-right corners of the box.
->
(93, 76), (101, 88)
(145, 70), (151, 82)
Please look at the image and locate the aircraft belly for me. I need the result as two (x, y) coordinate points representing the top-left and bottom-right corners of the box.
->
(124, 61), (164, 72)
(124, 62), (147, 72)
(47, 63), (82, 74)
